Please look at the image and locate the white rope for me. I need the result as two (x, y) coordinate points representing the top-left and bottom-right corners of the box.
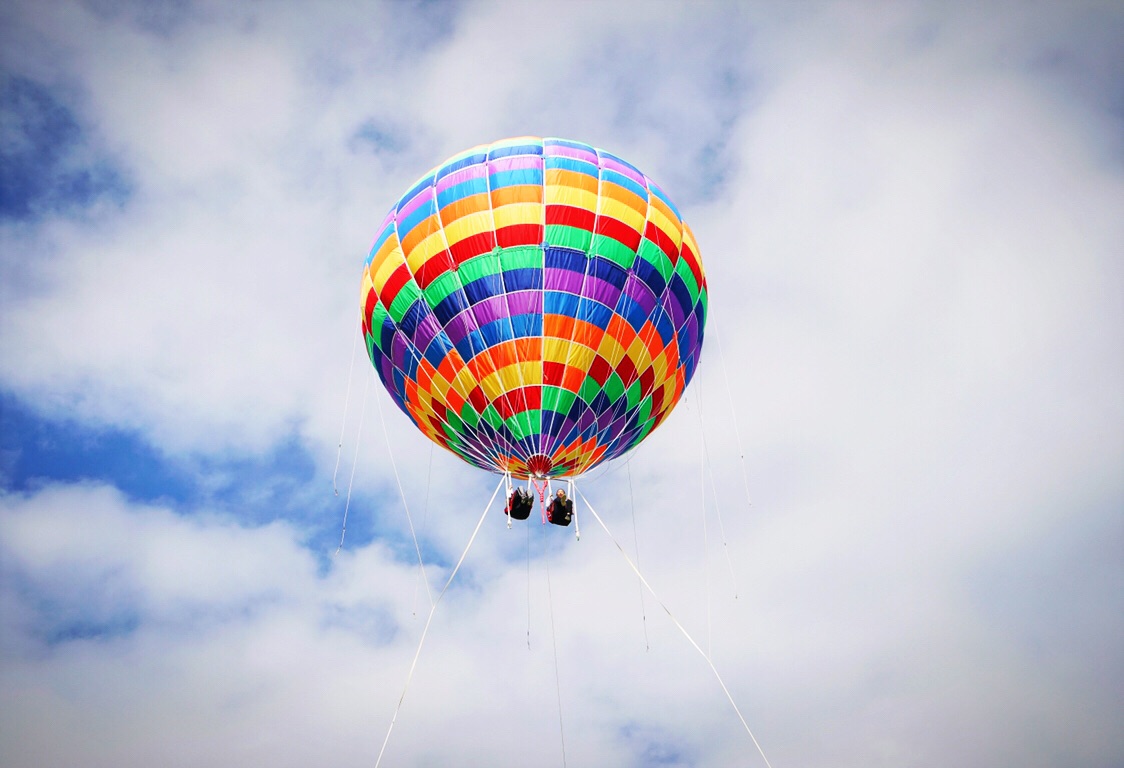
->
(626, 462), (650, 651)
(336, 376), (370, 554)
(698, 384), (712, 659)
(374, 475), (505, 768)
(374, 384), (433, 609)
(576, 487), (774, 768)
(545, 556), (568, 768)
(411, 443), (436, 618)
(333, 315), (362, 496)
(711, 315), (754, 509)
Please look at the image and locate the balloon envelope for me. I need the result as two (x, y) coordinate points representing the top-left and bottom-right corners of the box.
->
(361, 137), (706, 478)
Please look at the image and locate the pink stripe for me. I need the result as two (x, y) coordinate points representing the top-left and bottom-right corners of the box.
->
(600, 156), (645, 186)
(488, 155), (544, 174)
(545, 145), (599, 164)
(435, 163), (488, 193)
(397, 183), (435, 219)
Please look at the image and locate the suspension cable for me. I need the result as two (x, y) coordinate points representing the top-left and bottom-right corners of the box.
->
(575, 487), (774, 768)
(333, 315), (362, 497)
(626, 462), (650, 652)
(373, 382), (432, 609)
(336, 375), (369, 554)
(374, 476), (505, 768)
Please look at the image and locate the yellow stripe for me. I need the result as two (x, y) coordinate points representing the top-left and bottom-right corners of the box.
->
(443, 210), (493, 245)
(493, 202), (542, 229)
(596, 333), (626, 367)
(597, 197), (645, 232)
(647, 203), (683, 249)
(546, 184), (599, 211)
(543, 337), (570, 364)
(405, 230), (449, 274)
(565, 343), (595, 371)
(372, 244), (406, 292)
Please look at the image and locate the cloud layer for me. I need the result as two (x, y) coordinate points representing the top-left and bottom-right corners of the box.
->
(1, 1), (1121, 766)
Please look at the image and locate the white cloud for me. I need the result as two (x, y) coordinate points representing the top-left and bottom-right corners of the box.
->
(1, 0), (1121, 766)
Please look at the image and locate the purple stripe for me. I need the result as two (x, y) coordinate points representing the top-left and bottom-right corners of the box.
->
(505, 290), (541, 315)
(662, 291), (686, 332)
(624, 274), (658, 317)
(412, 313), (442, 353)
(488, 155), (543, 174)
(473, 295), (506, 325)
(601, 156), (645, 186)
(583, 275), (623, 307)
(435, 163), (488, 193)
(545, 267), (584, 293)
(545, 144), (599, 165)
(445, 311), (475, 346)
(397, 184), (434, 220)
(391, 332), (411, 370)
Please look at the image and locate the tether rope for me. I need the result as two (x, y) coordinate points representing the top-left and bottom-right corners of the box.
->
(336, 375), (369, 554)
(374, 384), (432, 609)
(333, 316), (362, 497)
(626, 462), (650, 651)
(712, 316), (754, 509)
(373, 476), (505, 768)
(545, 556), (568, 768)
(576, 488), (774, 768)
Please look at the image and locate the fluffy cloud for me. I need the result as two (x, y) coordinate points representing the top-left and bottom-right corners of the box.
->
(1, 0), (1121, 766)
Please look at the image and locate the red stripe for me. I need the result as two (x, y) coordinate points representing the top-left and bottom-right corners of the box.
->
(595, 216), (641, 252)
(415, 251), (455, 290)
(450, 232), (495, 266)
(680, 240), (703, 289)
(496, 223), (543, 248)
(588, 355), (612, 386)
(546, 204), (595, 232)
(380, 264), (411, 306)
(644, 221), (678, 261)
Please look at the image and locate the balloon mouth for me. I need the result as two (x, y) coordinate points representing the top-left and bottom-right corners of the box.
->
(525, 454), (554, 478)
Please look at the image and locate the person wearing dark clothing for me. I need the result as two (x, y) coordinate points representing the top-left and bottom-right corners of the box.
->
(546, 488), (573, 527)
(506, 487), (533, 520)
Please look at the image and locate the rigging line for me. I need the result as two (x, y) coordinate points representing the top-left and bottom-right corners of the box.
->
(545, 555), (568, 768)
(410, 443), (437, 618)
(336, 374), (370, 554)
(575, 488), (775, 768)
(711, 313), (754, 509)
(333, 312), (363, 496)
(374, 475), (505, 768)
(627, 461), (650, 652)
(373, 378), (433, 610)
(526, 508), (532, 650)
(697, 384), (712, 659)
(702, 419), (740, 600)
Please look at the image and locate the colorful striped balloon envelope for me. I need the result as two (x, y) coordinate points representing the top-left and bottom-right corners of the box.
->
(361, 137), (707, 479)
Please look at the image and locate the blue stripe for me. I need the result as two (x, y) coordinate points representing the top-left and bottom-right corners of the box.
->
(489, 142), (543, 159)
(489, 168), (543, 188)
(544, 156), (599, 176)
(437, 176), (489, 209)
(602, 169), (647, 200)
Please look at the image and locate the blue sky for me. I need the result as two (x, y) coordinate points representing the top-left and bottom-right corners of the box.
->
(1, 1), (1122, 766)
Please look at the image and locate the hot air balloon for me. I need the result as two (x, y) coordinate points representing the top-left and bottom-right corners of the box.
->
(360, 137), (706, 481)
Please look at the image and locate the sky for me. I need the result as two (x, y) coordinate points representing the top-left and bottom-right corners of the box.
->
(0, 0), (1121, 766)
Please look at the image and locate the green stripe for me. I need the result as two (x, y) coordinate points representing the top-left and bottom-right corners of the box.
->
(423, 270), (461, 308)
(499, 244), (542, 270)
(590, 234), (636, 270)
(545, 224), (592, 251)
(603, 372), (625, 404)
(388, 280), (421, 322)
(459, 252), (503, 282)
(674, 257), (701, 304)
(542, 385), (577, 414)
(637, 238), (674, 283)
